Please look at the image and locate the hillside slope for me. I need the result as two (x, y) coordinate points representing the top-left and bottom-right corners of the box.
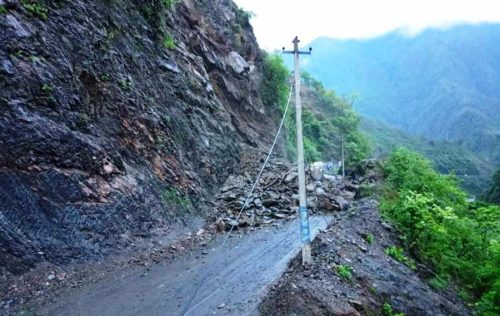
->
(0, 0), (277, 275)
(361, 117), (493, 194)
(299, 24), (500, 164)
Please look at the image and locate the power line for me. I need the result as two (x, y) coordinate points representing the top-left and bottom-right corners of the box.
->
(180, 85), (294, 315)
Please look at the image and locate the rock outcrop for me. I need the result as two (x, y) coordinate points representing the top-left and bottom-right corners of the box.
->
(0, 0), (277, 275)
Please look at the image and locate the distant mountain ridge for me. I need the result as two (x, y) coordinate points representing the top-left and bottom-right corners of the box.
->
(298, 23), (500, 165)
(360, 117), (493, 194)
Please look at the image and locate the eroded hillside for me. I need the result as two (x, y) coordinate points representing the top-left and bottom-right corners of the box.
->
(0, 0), (278, 275)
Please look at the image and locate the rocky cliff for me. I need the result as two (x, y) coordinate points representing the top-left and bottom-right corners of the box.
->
(0, 0), (278, 275)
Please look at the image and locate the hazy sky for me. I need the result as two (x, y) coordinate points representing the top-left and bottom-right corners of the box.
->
(233, 0), (500, 50)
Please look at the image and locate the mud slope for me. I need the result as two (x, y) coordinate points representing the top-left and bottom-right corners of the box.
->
(260, 198), (471, 316)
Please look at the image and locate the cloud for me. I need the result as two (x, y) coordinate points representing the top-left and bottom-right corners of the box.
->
(234, 0), (500, 50)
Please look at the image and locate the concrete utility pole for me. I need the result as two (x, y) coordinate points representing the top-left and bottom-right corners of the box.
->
(283, 36), (312, 265)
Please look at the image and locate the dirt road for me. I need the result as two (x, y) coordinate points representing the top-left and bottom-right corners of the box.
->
(38, 215), (332, 316)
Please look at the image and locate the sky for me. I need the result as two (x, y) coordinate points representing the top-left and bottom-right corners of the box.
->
(233, 0), (500, 51)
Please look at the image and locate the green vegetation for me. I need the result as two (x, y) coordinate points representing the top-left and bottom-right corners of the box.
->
(162, 0), (179, 10)
(361, 117), (493, 195)
(21, 0), (48, 20)
(162, 188), (191, 210)
(41, 84), (53, 94)
(161, 115), (171, 126)
(381, 148), (500, 315)
(76, 113), (91, 129)
(428, 277), (448, 291)
(336, 264), (353, 280)
(235, 8), (254, 22)
(100, 74), (111, 82)
(298, 73), (370, 164)
(382, 302), (404, 316)
(163, 34), (176, 50)
(384, 246), (416, 270)
(301, 26), (500, 167)
(363, 233), (374, 245)
(0, 5), (7, 15)
(118, 79), (132, 91)
(483, 170), (500, 204)
(261, 54), (369, 165)
(358, 183), (379, 198)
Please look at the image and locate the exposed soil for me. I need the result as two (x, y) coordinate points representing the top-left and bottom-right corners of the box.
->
(260, 198), (471, 316)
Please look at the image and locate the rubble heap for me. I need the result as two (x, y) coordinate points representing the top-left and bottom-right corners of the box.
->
(213, 158), (358, 230)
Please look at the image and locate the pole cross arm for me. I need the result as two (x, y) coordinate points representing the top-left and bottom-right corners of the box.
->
(283, 50), (311, 55)
(282, 36), (312, 55)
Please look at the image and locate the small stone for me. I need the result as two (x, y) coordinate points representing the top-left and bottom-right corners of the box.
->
(332, 196), (350, 211)
(306, 183), (315, 192)
(47, 274), (55, 280)
(271, 212), (286, 219)
(217, 303), (226, 309)
(157, 60), (181, 73)
(359, 245), (368, 253)
(382, 222), (392, 230)
(315, 187), (326, 196)
(284, 172), (298, 183)
(262, 198), (278, 207)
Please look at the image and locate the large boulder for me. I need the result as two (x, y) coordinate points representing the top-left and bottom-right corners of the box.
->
(225, 51), (250, 75)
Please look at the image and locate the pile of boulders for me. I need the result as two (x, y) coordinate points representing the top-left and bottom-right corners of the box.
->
(213, 158), (359, 230)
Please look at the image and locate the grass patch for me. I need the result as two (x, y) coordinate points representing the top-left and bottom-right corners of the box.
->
(385, 246), (416, 270)
(336, 264), (353, 280)
(100, 73), (111, 82)
(363, 233), (375, 244)
(118, 78), (132, 91)
(163, 34), (175, 50)
(383, 302), (404, 316)
(21, 0), (48, 20)
(0, 5), (7, 15)
(162, 0), (179, 10)
(162, 188), (191, 210)
(41, 83), (53, 94)
(428, 277), (448, 291)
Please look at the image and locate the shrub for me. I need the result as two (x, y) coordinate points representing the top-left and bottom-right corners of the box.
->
(118, 79), (132, 91)
(383, 302), (404, 316)
(162, 188), (191, 210)
(381, 148), (500, 314)
(428, 277), (448, 291)
(260, 56), (369, 164)
(336, 264), (352, 279)
(162, 0), (179, 10)
(163, 34), (175, 50)
(21, 0), (48, 20)
(363, 233), (374, 244)
(385, 246), (416, 270)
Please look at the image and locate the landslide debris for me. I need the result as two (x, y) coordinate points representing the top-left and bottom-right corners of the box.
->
(259, 197), (471, 316)
(212, 156), (356, 230)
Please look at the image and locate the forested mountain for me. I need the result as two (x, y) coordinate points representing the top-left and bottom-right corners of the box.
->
(299, 24), (500, 165)
(361, 117), (493, 194)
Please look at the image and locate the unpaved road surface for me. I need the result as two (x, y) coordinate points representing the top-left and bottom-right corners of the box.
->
(38, 216), (332, 316)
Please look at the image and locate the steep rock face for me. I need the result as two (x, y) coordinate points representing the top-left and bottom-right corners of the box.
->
(0, 0), (276, 274)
